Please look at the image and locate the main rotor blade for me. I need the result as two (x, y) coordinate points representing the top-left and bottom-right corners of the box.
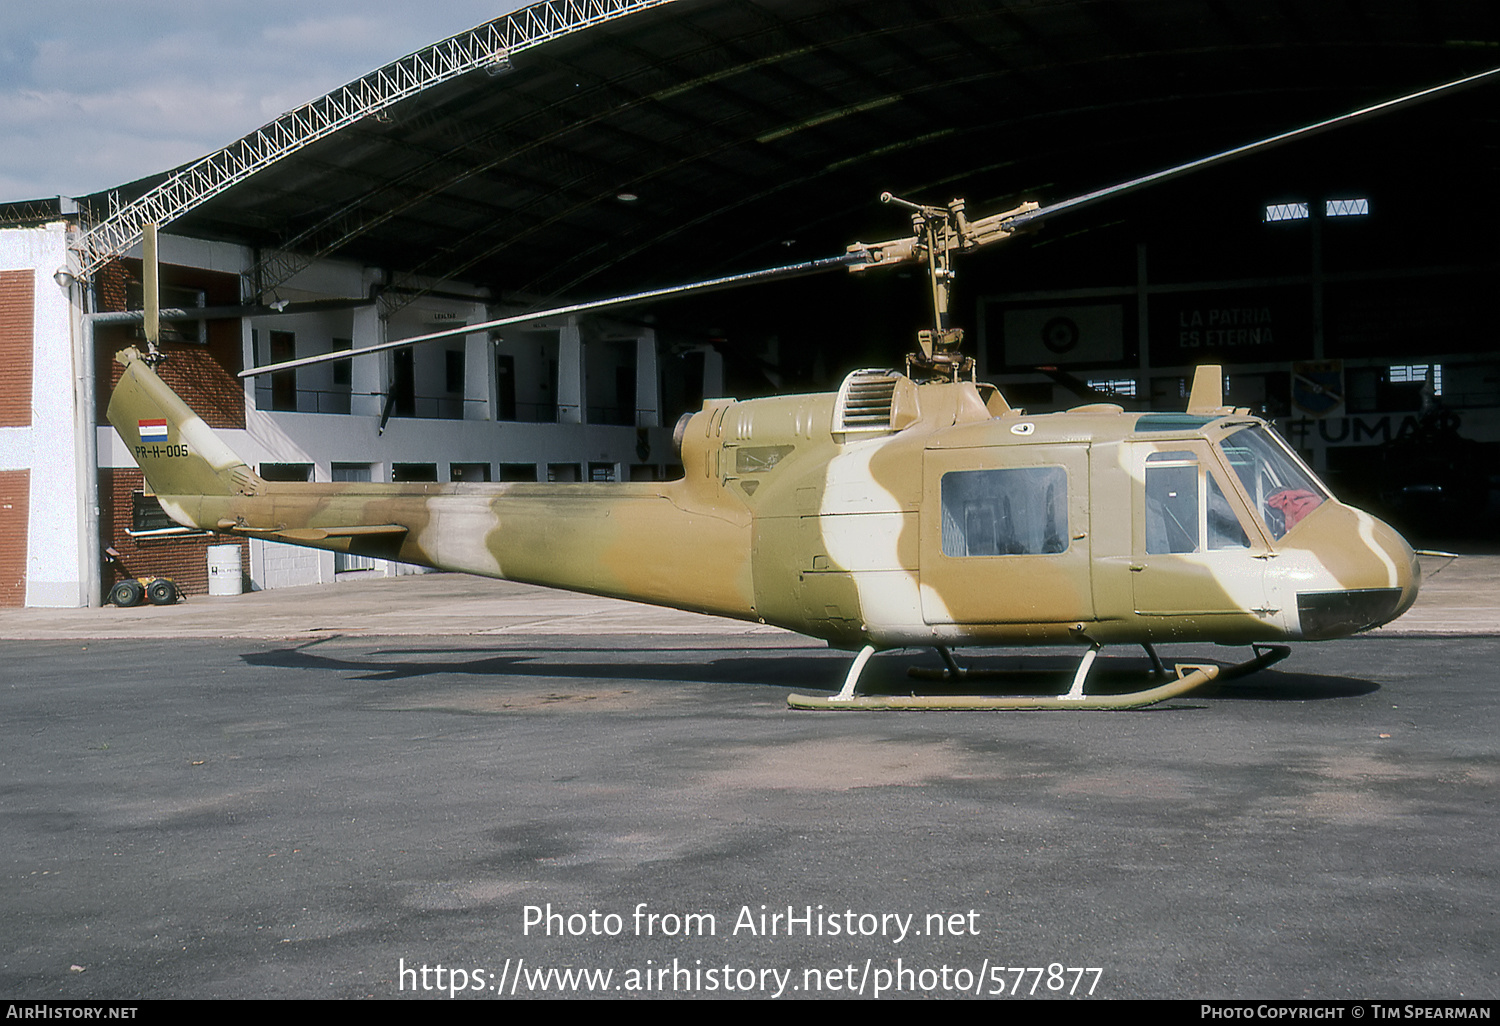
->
(239, 252), (858, 378)
(1003, 65), (1500, 231)
(241, 64), (1499, 381)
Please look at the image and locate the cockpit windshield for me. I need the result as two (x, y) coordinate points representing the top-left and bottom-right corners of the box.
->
(1218, 425), (1326, 540)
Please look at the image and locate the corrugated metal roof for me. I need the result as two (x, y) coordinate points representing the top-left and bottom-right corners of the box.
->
(67, 0), (1500, 307)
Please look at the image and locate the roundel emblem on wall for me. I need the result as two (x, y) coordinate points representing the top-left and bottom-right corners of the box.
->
(1041, 316), (1080, 354)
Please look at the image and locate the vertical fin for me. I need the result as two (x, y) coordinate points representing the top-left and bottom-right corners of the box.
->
(106, 348), (262, 503)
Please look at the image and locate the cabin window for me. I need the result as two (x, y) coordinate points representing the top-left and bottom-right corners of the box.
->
(1207, 473), (1250, 549)
(1145, 451), (1252, 554)
(1145, 452), (1199, 554)
(940, 467), (1068, 557)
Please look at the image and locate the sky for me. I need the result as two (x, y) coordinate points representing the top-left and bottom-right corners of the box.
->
(0, 1), (532, 203)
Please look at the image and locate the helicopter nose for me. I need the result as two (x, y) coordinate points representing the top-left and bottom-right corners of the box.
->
(1290, 509), (1419, 639)
(1373, 513), (1420, 621)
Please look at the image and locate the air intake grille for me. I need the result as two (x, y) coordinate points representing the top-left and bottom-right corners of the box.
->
(833, 370), (899, 437)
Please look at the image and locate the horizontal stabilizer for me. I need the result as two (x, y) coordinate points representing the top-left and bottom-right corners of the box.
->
(215, 520), (408, 541)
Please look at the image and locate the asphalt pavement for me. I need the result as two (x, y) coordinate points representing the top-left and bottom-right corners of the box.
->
(3, 553), (1497, 1002)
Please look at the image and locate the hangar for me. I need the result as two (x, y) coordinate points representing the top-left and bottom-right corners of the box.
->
(0, 0), (1496, 607)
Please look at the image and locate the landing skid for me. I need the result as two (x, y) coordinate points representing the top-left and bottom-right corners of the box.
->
(1214, 643), (1291, 681)
(786, 642), (1289, 712)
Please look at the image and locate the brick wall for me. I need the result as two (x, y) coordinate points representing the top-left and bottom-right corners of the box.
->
(99, 468), (246, 597)
(0, 270), (33, 427)
(94, 259), (245, 429)
(0, 470), (27, 606)
(95, 257), (248, 601)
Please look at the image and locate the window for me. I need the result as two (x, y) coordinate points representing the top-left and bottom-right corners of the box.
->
(1265, 199), (1368, 222)
(1207, 474), (1250, 550)
(1325, 198), (1369, 217)
(450, 463), (491, 482)
(332, 338), (352, 386)
(1218, 425), (1326, 539)
(267, 331), (297, 411)
(940, 467), (1068, 557)
(331, 463), (371, 483)
(1144, 451), (1251, 554)
(1145, 452), (1199, 554)
(1086, 377), (1136, 398)
(446, 350), (465, 393)
(332, 464), (376, 572)
(126, 280), (206, 344)
(1389, 363), (1441, 396)
(1264, 202), (1309, 222)
(495, 354), (517, 421)
(131, 491), (179, 534)
(128, 491), (210, 537)
(392, 463), (438, 483)
(258, 463), (312, 482)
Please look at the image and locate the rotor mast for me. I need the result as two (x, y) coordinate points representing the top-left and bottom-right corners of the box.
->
(844, 193), (1039, 381)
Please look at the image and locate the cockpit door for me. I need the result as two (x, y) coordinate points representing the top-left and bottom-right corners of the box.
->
(1130, 442), (1268, 616)
(920, 444), (1093, 625)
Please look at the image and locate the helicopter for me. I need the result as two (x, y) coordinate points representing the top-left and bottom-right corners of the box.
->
(104, 70), (1497, 710)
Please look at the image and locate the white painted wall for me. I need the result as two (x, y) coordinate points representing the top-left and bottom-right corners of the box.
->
(0, 222), (88, 606)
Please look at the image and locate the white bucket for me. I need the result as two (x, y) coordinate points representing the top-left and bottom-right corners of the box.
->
(206, 543), (243, 596)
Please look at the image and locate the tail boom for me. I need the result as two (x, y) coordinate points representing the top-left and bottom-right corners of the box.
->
(105, 348), (757, 620)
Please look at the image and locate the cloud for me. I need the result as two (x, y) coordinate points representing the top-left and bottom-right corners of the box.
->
(261, 14), (421, 57)
(0, 1), (528, 201)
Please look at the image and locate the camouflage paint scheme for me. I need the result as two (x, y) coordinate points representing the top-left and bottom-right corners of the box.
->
(108, 348), (1418, 653)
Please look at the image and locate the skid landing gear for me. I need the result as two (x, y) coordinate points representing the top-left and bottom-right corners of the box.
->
(785, 641), (1289, 711)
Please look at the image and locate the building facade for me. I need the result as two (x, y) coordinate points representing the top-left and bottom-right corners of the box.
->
(0, 214), (697, 607)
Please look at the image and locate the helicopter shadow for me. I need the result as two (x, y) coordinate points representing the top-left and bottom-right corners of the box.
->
(1194, 669), (1381, 702)
(238, 640), (1380, 704)
(872, 650), (1381, 705)
(238, 638), (840, 694)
